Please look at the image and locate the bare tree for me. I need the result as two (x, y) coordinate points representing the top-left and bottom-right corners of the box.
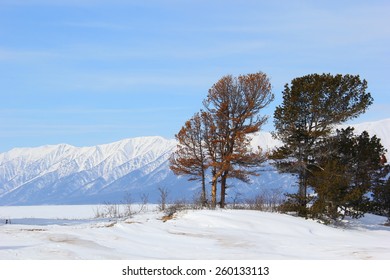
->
(203, 72), (274, 208)
(158, 186), (169, 211)
(170, 112), (209, 206)
(170, 72), (274, 209)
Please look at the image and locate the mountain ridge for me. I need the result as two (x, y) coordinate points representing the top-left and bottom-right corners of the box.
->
(0, 119), (389, 205)
(0, 136), (178, 205)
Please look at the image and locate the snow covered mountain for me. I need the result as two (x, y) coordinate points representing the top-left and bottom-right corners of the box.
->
(0, 119), (389, 205)
(0, 137), (179, 205)
(340, 118), (390, 158)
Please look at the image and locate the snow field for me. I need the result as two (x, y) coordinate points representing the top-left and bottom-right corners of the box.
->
(1, 205), (389, 260)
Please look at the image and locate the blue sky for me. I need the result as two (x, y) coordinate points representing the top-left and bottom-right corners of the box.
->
(0, 0), (389, 152)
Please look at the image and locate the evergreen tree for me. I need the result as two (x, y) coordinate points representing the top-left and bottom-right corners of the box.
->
(310, 128), (386, 222)
(371, 164), (390, 222)
(272, 73), (373, 217)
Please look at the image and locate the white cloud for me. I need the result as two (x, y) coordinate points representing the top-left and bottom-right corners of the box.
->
(0, 48), (59, 61)
(62, 21), (132, 31)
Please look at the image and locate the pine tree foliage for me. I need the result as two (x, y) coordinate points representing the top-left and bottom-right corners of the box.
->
(309, 128), (386, 222)
(272, 73), (373, 216)
(371, 164), (390, 222)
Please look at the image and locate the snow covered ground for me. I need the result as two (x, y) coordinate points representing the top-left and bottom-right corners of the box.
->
(0, 205), (389, 260)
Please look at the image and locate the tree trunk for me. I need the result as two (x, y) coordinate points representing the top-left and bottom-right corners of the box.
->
(211, 169), (217, 209)
(201, 168), (207, 207)
(220, 172), (228, 208)
(211, 180), (217, 209)
(298, 159), (309, 217)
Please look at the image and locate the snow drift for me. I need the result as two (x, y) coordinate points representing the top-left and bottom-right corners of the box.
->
(1, 206), (389, 259)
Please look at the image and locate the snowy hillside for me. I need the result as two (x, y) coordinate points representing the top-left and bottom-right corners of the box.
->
(1, 206), (389, 259)
(0, 137), (180, 205)
(252, 118), (390, 157)
(0, 132), (291, 205)
(341, 118), (390, 158)
(0, 119), (389, 205)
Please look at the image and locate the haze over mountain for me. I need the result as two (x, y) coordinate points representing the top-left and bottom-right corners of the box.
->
(0, 119), (388, 205)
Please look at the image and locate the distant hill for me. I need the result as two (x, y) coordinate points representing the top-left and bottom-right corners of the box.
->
(340, 118), (390, 158)
(0, 119), (388, 205)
